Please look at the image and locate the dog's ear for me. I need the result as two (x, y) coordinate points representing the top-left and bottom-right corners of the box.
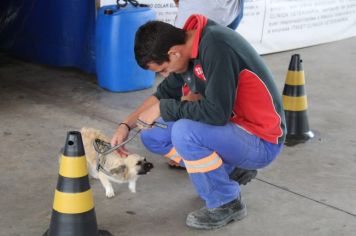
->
(110, 165), (127, 175)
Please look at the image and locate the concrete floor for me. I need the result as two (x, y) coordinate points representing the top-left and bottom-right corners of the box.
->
(1, 37), (356, 236)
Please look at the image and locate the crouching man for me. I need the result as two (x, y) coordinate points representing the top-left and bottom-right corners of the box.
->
(111, 15), (286, 229)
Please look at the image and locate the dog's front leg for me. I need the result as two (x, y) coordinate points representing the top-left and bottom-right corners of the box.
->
(128, 180), (136, 193)
(98, 172), (115, 198)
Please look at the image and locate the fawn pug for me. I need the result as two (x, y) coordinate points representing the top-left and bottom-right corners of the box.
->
(80, 127), (153, 198)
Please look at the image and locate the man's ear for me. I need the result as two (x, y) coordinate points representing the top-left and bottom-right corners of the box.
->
(168, 46), (181, 60)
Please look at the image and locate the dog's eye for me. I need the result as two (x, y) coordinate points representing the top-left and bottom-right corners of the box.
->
(136, 161), (142, 166)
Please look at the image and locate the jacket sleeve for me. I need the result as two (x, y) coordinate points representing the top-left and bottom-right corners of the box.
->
(153, 73), (184, 101)
(160, 38), (239, 125)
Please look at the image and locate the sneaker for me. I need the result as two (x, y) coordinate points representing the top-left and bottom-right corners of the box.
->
(167, 160), (186, 170)
(186, 197), (247, 229)
(229, 167), (257, 185)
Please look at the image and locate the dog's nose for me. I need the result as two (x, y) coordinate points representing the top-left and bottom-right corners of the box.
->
(138, 161), (154, 175)
(143, 162), (153, 171)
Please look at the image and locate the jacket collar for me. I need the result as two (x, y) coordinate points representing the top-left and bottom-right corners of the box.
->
(183, 14), (208, 59)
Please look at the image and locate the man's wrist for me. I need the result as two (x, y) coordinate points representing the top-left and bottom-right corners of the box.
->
(119, 122), (131, 131)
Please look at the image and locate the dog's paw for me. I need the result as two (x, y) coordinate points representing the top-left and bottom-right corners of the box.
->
(105, 187), (115, 198)
(128, 181), (136, 193)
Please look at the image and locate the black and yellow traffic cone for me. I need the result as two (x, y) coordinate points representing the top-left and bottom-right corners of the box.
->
(282, 54), (314, 146)
(43, 131), (112, 236)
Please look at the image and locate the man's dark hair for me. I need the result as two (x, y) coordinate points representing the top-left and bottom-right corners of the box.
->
(134, 21), (186, 69)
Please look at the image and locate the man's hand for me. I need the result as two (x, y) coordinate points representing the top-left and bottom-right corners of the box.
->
(137, 102), (161, 129)
(181, 92), (203, 102)
(110, 124), (130, 157)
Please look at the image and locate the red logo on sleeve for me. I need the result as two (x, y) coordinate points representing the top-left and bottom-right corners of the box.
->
(193, 64), (206, 81)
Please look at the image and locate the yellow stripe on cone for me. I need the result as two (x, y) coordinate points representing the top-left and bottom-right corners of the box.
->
(53, 189), (94, 214)
(59, 155), (88, 178)
(282, 95), (308, 111)
(285, 71), (305, 85)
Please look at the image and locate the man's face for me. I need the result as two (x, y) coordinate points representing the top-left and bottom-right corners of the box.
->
(147, 52), (189, 77)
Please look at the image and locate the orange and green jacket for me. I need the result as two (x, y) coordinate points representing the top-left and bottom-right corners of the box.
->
(154, 15), (286, 144)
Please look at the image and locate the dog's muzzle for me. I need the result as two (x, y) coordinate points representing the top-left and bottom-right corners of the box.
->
(138, 161), (154, 175)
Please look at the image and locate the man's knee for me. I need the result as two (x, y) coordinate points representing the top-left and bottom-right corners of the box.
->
(140, 129), (153, 150)
(140, 129), (169, 154)
(171, 119), (204, 159)
(171, 119), (194, 145)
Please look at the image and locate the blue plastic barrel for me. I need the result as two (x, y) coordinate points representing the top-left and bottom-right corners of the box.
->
(96, 4), (156, 92)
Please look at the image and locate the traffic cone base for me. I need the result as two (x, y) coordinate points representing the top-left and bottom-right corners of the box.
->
(285, 131), (314, 146)
(43, 209), (98, 236)
(43, 228), (112, 236)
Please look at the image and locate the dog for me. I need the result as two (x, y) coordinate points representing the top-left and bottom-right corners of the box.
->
(80, 127), (153, 198)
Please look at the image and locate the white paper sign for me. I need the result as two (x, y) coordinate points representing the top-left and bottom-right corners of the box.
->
(100, 0), (356, 54)
(237, 0), (356, 54)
